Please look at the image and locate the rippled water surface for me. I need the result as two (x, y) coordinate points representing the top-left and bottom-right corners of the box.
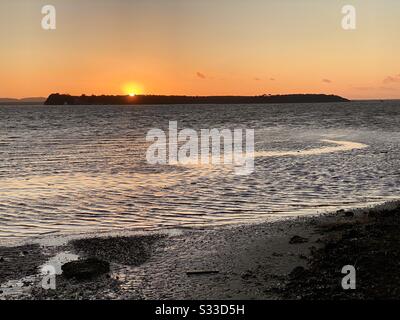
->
(0, 102), (399, 243)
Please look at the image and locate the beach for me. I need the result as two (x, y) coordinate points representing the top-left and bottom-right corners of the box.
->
(1, 201), (399, 300)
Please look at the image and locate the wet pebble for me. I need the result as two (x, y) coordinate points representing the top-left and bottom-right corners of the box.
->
(289, 235), (309, 244)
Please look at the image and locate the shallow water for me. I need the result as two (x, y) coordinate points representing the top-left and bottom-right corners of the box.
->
(0, 101), (399, 244)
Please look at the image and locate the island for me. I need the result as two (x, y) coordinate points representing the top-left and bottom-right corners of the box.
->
(44, 93), (349, 105)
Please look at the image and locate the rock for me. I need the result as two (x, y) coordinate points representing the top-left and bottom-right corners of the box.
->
(61, 258), (110, 280)
(241, 270), (256, 280)
(22, 281), (31, 287)
(342, 229), (360, 240)
(345, 211), (355, 218)
(289, 235), (309, 244)
(289, 266), (306, 279)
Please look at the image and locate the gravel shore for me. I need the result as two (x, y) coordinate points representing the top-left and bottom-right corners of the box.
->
(1, 201), (399, 300)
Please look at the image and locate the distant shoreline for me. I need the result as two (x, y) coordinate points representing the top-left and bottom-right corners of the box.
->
(0, 98), (46, 105)
(4, 97), (400, 106)
(0, 102), (45, 106)
(44, 93), (349, 105)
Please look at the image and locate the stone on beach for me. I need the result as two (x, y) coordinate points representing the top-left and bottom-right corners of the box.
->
(289, 235), (309, 244)
(71, 235), (163, 266)
(289, 266), (307, 279)
(61, 258), (110, 280)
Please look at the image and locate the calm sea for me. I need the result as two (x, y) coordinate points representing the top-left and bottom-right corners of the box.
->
(1, 101), (399, 244)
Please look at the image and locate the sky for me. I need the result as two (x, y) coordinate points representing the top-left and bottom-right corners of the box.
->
(0, 0), (399, 99)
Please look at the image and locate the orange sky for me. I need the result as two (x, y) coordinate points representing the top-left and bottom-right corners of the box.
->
(1, 0), (399, 99)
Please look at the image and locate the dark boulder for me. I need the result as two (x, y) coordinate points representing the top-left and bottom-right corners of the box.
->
(61, 258), (110, 280)
(289, 235), (309, 244)
(289, 266), (307, 279)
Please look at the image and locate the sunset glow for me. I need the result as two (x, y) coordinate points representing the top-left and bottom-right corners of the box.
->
(0, 0), (399, 99)
(123, 83), (142, 97)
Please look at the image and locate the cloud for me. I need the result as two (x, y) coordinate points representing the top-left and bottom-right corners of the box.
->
(354, 86), (374, 91)
(354, 86), (394, 91)
(379, 86), (395, 91)
(383, 74), (400, 84)
(253, 77), (277, 81)
(196, 72), (206, 79)
(322, 79), (332, 83)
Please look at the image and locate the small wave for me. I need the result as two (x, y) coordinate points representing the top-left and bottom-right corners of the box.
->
(254, 139), (368, 158)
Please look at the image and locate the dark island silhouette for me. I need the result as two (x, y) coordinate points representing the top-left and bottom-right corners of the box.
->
(45, 93), (349, 105)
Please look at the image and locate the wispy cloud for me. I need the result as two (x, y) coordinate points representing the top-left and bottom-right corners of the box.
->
(322, 79), (332, 83)
(196, 72), (206, 79)
(383, 74), (400, 84)
(354, 86), (374, 91)
(354, 86), (394, 91)
(379, 86), (395, 91)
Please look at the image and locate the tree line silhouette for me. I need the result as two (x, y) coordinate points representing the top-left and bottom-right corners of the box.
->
(45, 93), (349, 105)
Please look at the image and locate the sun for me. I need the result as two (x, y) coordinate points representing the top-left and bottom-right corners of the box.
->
(123, 82), (143, 97)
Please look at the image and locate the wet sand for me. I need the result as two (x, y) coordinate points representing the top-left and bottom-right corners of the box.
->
(1, 201), (399, 300)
